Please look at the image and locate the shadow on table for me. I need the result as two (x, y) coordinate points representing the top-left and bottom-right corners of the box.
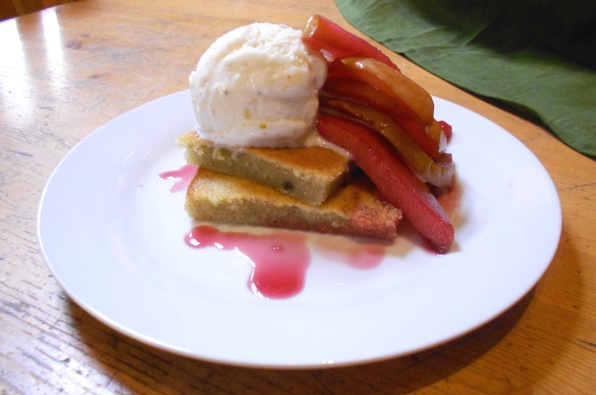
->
(66, 286), (537, 394)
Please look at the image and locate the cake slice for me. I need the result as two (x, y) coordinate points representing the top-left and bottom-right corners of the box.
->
(178, 131), (353, 206)
(185, 167), (402, 240)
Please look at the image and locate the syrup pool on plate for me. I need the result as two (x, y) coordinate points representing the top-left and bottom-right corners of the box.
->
(158, 164), (198, 193)
(185, 225), (310, 299)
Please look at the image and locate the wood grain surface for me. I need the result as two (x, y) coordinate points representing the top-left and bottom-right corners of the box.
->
(1, 0), (595, 393)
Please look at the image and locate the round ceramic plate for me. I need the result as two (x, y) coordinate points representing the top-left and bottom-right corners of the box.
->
(38, 90), (561, 368)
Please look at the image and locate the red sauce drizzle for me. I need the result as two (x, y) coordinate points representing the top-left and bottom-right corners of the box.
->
(313, 239), (385, 269)
(185, 225), (310, 299)
(158, 164), (198, 193)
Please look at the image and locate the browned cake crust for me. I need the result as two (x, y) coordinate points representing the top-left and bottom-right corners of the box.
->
(185, 167), (402, 240)
(178, 131), (353, 206)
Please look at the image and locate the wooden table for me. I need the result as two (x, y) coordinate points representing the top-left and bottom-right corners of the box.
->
(2, 0), (595, 393)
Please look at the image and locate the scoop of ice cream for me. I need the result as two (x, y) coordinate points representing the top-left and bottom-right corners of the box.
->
(189, 23), (327, 148)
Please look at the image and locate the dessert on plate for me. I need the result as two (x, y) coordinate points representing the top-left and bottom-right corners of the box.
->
(179, 15), (455, 253)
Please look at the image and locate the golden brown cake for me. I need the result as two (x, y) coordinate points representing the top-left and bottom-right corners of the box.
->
(178, 131), (352, 206)
(185, 167), (402, 240)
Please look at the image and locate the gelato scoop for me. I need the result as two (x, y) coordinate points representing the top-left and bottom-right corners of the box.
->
(189, 23), (327, 148)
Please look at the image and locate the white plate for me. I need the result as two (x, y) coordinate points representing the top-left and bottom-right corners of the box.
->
(38, 90), (561, 368)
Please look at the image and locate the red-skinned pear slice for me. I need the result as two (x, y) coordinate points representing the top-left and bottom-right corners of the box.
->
(317, 112), (454, 254)
(326, 57), (434, 127)
(320, 98), (455, 189)
(302, 14), (398, 69)
(323, 77), (440, 160)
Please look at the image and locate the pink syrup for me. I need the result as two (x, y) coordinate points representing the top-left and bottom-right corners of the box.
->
(312, 238), (386, 270)
(158, 164), (198, 193)
(185, 225), (310, 299)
